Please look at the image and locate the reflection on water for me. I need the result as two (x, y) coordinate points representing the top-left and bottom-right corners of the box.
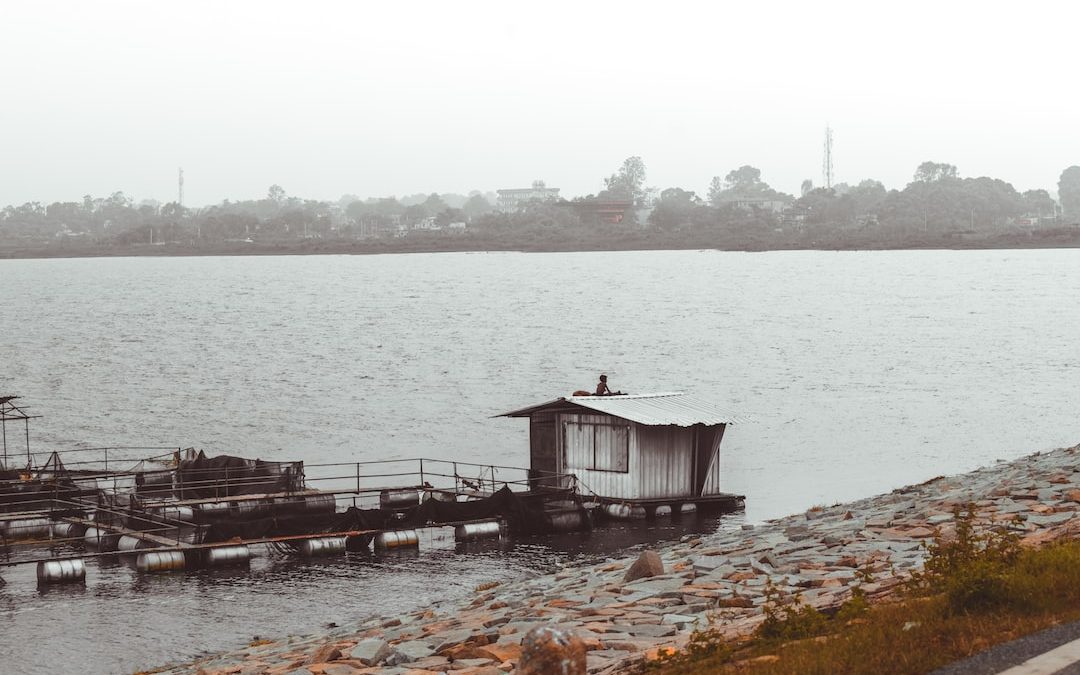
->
(0, 512), (740, 674)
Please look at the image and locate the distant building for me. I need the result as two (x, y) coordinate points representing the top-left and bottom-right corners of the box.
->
(569, 198), (634, 224)
(718, 197), (788, 213)
(496, 180), (561, 211)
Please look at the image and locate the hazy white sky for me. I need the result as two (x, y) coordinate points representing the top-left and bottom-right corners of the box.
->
(2, 0), (1077, 206)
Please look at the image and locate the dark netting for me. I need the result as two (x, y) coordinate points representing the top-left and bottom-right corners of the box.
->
(175, 451), (304, 499)
(203, 511), (339, 542)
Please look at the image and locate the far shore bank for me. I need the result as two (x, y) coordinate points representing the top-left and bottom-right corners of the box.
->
(3, 234), (1080, 262)
(150, 443), (1080, 675)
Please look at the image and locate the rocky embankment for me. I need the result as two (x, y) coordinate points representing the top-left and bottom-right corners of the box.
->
(158, 444), (1080, 675)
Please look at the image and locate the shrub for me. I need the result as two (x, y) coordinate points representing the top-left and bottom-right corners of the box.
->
(910, 505), (1021, 613)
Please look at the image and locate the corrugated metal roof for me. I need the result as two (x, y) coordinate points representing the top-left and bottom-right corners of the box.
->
(498, 392), (750, 426)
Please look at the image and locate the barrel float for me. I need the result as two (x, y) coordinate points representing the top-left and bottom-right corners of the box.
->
(36, 559), (86, 585)
(117, 535), (151, 552)
(300, 536), (347, 557)
(374, 530), (419, 549)
(150, 505), (195, 523)
(548, 511), (586, 532)
(379, 489), (419, 510)
(50, 521), (87, 540)
(195, 501), (233, 520)
(84, 527), (119, 551)
(206, 545), (251, 567)
(653, 505), (673, 517)
(303, 493), (337, 514)
(136, 470), (174, 495)
(629, 506), (647, 519)
(454, 521), (501, 542)
(1, 517), (51, 540)
(424, 489), (457, 503)
(604, 503), (632, 520)
(679, 503), (698, 514)
(233, 499), (270, 518)
(136, 551), (186, 573)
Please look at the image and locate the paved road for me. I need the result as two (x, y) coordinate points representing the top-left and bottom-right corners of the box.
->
(931, 621), (1080, 675)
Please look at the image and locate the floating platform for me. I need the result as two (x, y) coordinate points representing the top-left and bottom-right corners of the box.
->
(0, 448), (597, 587)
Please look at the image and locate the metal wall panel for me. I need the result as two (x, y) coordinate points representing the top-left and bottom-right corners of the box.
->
(636, 426), (692, 499)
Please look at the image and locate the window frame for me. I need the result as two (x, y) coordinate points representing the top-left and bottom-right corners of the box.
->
(563, 419), (630, 474)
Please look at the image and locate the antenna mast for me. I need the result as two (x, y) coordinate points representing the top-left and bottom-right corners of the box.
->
(178, 167), (185, 207)
(825, 124), (833, 187)
(822, 125), (834, 189)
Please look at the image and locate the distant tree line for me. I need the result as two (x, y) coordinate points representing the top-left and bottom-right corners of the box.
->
(2, 160), (1079, 255)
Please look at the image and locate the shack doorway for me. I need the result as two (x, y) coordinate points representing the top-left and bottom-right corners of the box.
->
(528, 413), (558, 488)
(692, 424), (725, 496)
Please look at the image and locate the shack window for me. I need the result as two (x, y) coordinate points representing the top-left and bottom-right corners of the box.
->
(564, 421), (629, 473)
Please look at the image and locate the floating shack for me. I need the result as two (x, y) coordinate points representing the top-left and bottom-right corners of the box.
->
(499, 392), (747, 516)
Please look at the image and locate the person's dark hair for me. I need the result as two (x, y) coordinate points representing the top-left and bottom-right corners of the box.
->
(600, 374), (607, 380)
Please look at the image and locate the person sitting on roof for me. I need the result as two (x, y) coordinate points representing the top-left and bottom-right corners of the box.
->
(596, 374), (623, 396)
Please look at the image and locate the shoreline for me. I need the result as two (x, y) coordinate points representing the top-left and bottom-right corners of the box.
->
(4, 237), (1080, 262)
(151, 443), (1080, 675)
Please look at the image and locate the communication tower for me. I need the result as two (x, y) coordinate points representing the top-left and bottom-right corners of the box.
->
(178, 167), (185, 207)
(822, 125), (834, 189)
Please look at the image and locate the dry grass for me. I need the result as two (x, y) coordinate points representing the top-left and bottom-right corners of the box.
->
(647, 509), (1080, 675)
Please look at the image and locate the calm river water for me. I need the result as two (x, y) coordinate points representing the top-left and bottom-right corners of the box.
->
(1, 249), (1079, 673)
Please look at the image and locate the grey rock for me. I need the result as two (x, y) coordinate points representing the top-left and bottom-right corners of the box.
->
(350, 638), (391, 666)
(394, 639), (435, 661)
(1027, 512), (1074, 527)
(623, 550), (665, 582)
(431, 628), (475, 653)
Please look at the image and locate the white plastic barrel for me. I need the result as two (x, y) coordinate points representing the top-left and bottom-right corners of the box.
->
(206, 545), (251, 567)
(374, 530), (419, 549)
(136, 551), (186, 572)
(680, 503), (698, 514)
(653, 505), (673, 517)
(454, 521), (502, 542)
(36, 559), (86, 584)
(300, 536), (347, 556)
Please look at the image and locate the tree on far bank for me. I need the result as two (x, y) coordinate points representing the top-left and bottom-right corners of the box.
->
(648, 188), (702, 230)
(1059, 166), (1080, 221)
(1022, 189), (1057, 217)
(461, 194), (493, 221)
(603, 156), (649, 207)
(707, 176), (725, 207)
(914, 162), (959, 183)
